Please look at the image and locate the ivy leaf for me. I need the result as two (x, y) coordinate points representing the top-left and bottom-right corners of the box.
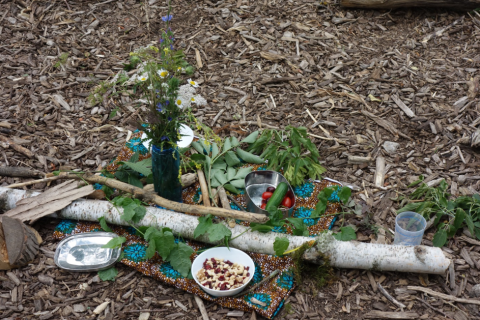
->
(98, 216), (112, 232)
(98, 267), (118, 281)
(236, 148), (264, 164)
(227, 167), (236, 181)
(167, 243), (194, 277)
(233, 167), (253, 180)
(229, 179), (245, 189)
(240, 131), (259, 144)
(102, 236), (126, 249)
(208, 223), (232, 242)
(223, 184), (240, 194)
(194, 215), (213, 239)
(273, 237), (289, 256)
(333, 226), (357, 241)
(225, 151), (241, 166)
(338, 187), (351, 204)
(432, 229), (448, 247)
(154, 231), (176, 260)
(145, 239), (156, 260)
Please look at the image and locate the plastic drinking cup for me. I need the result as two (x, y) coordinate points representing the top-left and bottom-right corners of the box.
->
(394, 211), (427, 246)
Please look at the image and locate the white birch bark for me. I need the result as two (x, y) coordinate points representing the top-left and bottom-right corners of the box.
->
(0, 187), (450, 274)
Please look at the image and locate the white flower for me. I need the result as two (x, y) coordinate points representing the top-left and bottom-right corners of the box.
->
(193, 95), (207, 106)
(147, 84), (154, 90)
(175, 97), (185, 109)
(187, 78), (199, 87)
(157, 69), (169, 78)
(138, 73), (148, 82)
(161, 83), (169, 88)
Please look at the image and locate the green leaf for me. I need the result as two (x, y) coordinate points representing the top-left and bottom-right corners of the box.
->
(250, 223), (274, 233)
(167, 243), (194, 277)
(208, 223), (232, 242)
(191, 141), (206, 154)
(465, 213), (475, 236)
(145, 239), (156, 260)
(154, 231), (176, 260)
(475, 227), (480, 240)
(194, 215), (213, 239)
(225, 151), (241, 166)
(233, 167), (253, 180)
(397, 202), (422, 214)
(211, 177), (221, 188)
(432, 229), (448, 247)
(240, 131), (259, 144)
(407, 175), (424, 188)
(102, 236), (126, 249)
(132, 204), (147, 223)
(212, 158), (227, 170)
(333, 226), (357, 241)
(121, 203), (137, 221)
(211, 142), (219, 158)
(144, 227), (159, 241)
(223, 183), (240, 194)
(236, 148), (264, 164)
(229, 179), (245, 189)
(453, 208), (466, 230)
(231, 136), (240, 147)
(214, 170), (228, 185)
(223, 137), (232, 152)
(273, 237), (289, 256)
(98, 216), (112, 232)
(227, 167), (236, 181)
(98, 267), (118, 281)
(127, 175), (143, 189)
(120, 158), (152, 176)
(191, 153), (206, 163)
(338, 187), (352, 204)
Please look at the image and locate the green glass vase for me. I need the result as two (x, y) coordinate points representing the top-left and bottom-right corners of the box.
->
(151, 145), (182, 203)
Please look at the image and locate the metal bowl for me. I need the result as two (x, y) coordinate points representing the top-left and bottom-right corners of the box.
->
(244, 170), (295, 217)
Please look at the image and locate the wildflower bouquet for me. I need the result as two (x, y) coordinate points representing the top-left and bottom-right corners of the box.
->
(126, 12), (206, 149)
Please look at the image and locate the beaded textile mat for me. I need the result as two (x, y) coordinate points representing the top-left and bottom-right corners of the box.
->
(53, 130), (341, 319)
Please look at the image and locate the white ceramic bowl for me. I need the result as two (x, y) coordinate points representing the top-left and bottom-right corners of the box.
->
(192, 247), (255, 297)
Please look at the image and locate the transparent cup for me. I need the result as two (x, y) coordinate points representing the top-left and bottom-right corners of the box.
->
(394, 211), (427, 246)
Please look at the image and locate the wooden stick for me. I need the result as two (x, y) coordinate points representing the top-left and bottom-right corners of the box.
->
(374, 156), (386, 188)
(0, 136), (34, 158)
(61, 173), (268, 223)
(6, 175), (62, 188)
(363, 311), (419, 319)
(194, 293), (210, 320)
(377, 283), (406, 309)
(340, 0), (480, 10)
(0, 167), (44, 178)
(197, 170), (211, 207)
(414, 297), (448, 318)
(232, 269), (280, 298)
(407, 286), (480, 306)
(217, 187), (235, 228)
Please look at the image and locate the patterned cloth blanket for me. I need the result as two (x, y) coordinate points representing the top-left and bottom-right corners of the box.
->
(53, 130), (341, 319)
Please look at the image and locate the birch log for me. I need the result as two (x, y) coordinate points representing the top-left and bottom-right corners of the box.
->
(0, 187), (450, 274)
(339, 0), (480, 9)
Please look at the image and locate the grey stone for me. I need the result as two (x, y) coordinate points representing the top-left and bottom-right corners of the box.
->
(383, 141), (400, 154)
(73, 304), (86, 313)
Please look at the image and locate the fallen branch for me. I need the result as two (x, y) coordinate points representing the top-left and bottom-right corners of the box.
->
(339, 0), (480, 10)
(378, 283), (406, 309)
(61, 173), (267, 223)
(7, 175), (62, 188)
(0, 166), (43, 178)
(407, 286), (480, 306)
(0, 187), (451, 274)
(0, 136), (34, 158)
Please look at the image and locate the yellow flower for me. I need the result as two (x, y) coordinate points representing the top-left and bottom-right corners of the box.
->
(164, 47), (170, 53)
(150, 46), (159, 52)
(157, 69), (169, 78)
(187, 78), (198, 87)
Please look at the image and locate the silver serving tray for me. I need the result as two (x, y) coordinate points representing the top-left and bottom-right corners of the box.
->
(54, 232), (121, 271)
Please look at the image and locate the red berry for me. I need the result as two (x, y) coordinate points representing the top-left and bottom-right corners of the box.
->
(218, 275), (225, 281)
(246, 266), (249, 271)
(247, 273), (250, 277)
(215, 268), (221, 274)
(260, 203), (266, 210)
(266, 186), (276, 193)
(262, 192), (273, 200)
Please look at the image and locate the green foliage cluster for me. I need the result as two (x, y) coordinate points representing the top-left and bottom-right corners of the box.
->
(191, 132), (263, 198)
(54, 52), (69, 69)
(398, 177), (480, 247)
(246, 126), (326, 186)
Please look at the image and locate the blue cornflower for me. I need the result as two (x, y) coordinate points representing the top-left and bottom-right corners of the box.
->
(170, 45), (174, 50)
(160, 38), (164, 43)
(162, 15), (173, 22)
(156, 102), (164, 112)
(161, 136), (169, 141)
(168, 116), (172, 121)
(165, 100), (170, 105)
